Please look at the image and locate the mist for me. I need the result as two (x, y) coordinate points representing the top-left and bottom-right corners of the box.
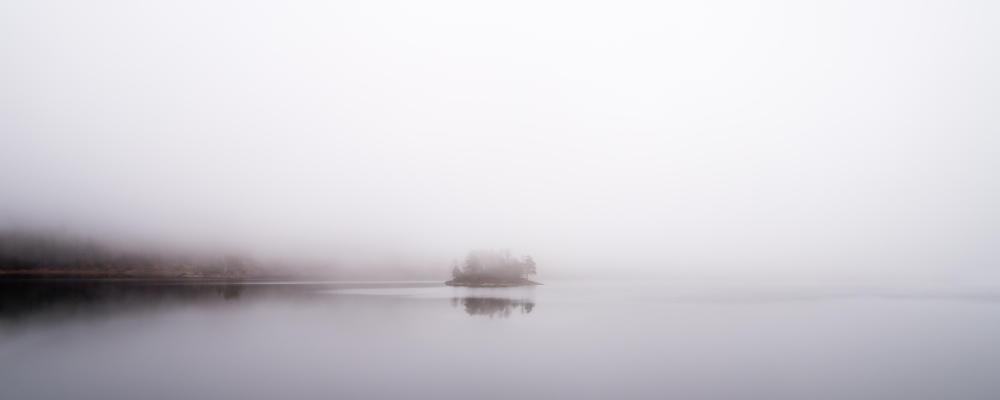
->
(2, 0), (998, 283)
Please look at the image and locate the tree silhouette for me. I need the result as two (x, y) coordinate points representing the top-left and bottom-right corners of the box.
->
(448, 250), (539, 286)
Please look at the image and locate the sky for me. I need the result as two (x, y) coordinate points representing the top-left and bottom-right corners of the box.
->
(1, 0), (998, 282)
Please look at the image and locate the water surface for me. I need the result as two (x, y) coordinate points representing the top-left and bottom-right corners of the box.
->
(2, 280), (999, 399)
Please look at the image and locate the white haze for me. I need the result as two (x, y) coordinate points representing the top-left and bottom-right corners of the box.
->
(1, 0), (998, 282)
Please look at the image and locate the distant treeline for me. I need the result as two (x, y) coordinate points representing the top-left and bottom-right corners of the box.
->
(0, 230), (255, 279)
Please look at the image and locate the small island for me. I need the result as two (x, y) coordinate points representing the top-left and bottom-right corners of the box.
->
(446, 250), (541, 287)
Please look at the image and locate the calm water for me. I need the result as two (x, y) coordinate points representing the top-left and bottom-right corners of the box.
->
(2, 280), (1000, 400)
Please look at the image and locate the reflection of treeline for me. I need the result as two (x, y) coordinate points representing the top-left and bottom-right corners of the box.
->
(0, 280), (247, 321)
(0, 230), (254, 278)
(451, 297), (535, 318)
(448, 250), (537, 285)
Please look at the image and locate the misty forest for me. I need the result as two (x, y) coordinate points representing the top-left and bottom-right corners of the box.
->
(0, 230), (542, 286)
(0, 230), (259, 279)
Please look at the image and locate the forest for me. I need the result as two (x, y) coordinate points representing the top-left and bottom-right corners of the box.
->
(0, 230), (255, 279)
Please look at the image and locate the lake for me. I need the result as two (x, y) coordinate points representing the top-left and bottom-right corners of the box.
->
(2, 280), (1000, 399)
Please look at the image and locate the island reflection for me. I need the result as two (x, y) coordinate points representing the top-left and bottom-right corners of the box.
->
(450, 297), (535, 318)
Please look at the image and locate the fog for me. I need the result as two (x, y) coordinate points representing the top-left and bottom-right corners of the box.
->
(2, 0), (998, 282)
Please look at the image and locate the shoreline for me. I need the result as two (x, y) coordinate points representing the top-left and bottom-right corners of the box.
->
(444, 278), (542, 288)
(0, 270), (302, 282)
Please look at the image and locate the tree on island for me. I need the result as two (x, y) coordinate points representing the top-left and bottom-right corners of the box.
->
(446, 249), (539, 287)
